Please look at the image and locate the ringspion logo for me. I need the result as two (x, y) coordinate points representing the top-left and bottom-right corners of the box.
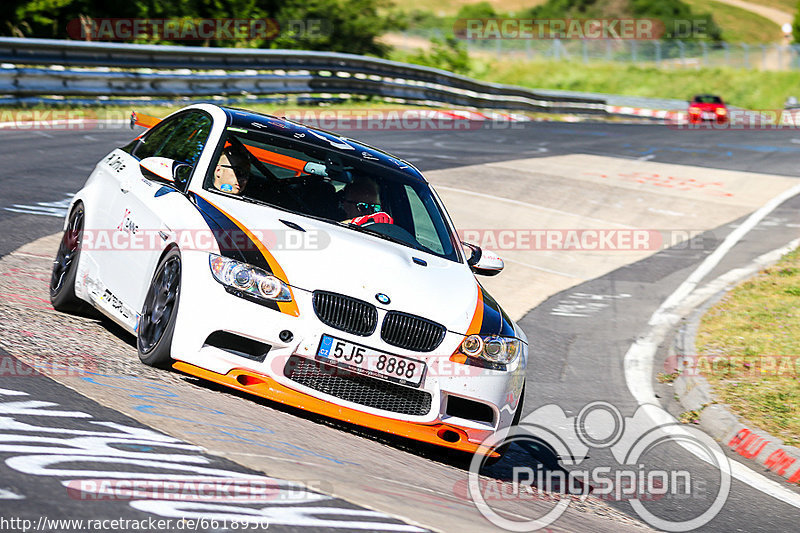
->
(468, 401), (731, 531)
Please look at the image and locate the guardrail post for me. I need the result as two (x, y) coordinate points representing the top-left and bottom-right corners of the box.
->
(742, 43), (750, 69)
(700, 41), (708, 66)
(677, 40), (685, 66)
(605, 39), (612, 61)
(582, 39), (588, 64)
(655, 40), (661, 66)
(526, 38), (532, 60)
(495, 38), (502, 58)
(722, 42), (730, 66)
(761, 44), (767, 69)
(631, 40), (637, 63)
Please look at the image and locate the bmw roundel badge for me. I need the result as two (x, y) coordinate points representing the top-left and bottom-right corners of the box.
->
(375, 293), (390, 305)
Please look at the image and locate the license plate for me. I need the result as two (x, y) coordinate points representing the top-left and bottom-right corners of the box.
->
(316, 334), (426, 387)
(702, 112), (715, 119)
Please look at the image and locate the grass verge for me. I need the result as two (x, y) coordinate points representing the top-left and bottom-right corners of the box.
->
(696, 247), (800, 445)
(471, 58), (800, 109)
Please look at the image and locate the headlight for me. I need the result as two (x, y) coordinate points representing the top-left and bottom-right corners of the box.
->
(209, 254), (292, 302)
(459, 334), (521, 365)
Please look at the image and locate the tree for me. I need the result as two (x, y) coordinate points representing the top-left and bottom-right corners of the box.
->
(455, 2), (498, 20)
(0, 0), (398, 57)
(2, 0), (75, 37)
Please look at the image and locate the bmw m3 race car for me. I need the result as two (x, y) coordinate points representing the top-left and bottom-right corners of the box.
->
(50, 104), (527, 457)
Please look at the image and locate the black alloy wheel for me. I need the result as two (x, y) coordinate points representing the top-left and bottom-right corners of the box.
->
(137, 248), (181, 367)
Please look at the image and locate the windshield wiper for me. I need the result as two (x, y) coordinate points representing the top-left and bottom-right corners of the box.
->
(343, 222), (420, 250)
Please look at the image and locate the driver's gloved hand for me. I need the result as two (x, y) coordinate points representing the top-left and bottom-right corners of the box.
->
(351, 212), (394, 226)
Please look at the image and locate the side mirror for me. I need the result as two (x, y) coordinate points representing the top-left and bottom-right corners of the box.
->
(139, 157), (191, 186)
(462, 242), (504, 276)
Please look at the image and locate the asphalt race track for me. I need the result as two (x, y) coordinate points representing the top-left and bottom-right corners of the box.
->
(1, 118), (799, 532)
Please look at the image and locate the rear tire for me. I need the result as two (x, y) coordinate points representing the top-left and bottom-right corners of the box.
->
(50, 203), (93, 314)
(137, 248), (181, 368)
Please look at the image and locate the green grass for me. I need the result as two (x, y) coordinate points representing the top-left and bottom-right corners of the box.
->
(696, 247), (800, 445)
(469, 57), (800, 109)
(747, 0), (796, 13)
(684, 0), (783, 42)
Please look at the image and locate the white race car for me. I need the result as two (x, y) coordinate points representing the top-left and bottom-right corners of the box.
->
(50, 104), (527, 457)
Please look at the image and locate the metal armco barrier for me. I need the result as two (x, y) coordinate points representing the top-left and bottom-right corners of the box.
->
(0, 37), (614, 114)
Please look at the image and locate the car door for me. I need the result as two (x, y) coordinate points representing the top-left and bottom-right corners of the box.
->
(105, 110), (214, 321)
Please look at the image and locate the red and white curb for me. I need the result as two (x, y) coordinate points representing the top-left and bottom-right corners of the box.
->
(606, 105), (680, 121)
(671, 237), (800, 487)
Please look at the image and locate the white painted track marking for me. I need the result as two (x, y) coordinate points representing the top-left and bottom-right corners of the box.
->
(624, 182), (800, 508)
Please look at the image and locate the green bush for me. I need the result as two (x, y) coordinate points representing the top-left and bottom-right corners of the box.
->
(408, 35), (471, 74)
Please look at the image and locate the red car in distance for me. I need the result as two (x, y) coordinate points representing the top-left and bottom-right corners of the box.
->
(688, 94), (728, 124)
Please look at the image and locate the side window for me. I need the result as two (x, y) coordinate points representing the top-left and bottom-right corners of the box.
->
(132, 116), (181, 160)
(133, 111), (213, 190)
(404, 184), (445, 255)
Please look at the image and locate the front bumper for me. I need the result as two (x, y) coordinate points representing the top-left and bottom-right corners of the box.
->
(173, 360), (499, 456)
(171, 250), (526, 455)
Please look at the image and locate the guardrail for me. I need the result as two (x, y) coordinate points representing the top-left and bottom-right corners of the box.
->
(0, 38), (690, 118)
(0, 37), (620, 114)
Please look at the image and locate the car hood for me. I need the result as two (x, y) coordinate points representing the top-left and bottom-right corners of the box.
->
(198, 194), (482, 334)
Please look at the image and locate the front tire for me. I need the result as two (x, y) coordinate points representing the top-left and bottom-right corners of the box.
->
(50, 203), (92, 314)
(137, 248), (181, 368)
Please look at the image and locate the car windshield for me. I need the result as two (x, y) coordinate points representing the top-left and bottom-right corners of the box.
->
(693, 95), (722, 104)
(204, 128), (460, 262)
